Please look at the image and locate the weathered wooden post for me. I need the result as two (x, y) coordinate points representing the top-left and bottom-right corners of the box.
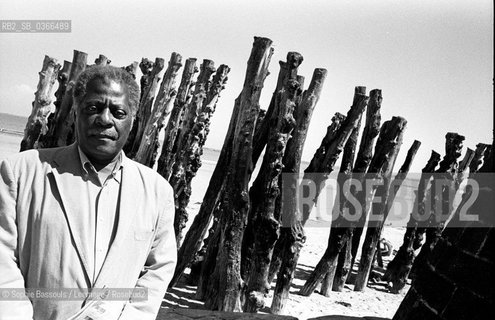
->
(348, 93), (385, 271)
(469, 143), (491, 173)
(242, 52), (304, 281)
(243, 78), (299, 312)
(170, 52), (299, 288)
(353, 132), (414, 292)
(372, 139), (421, 271)
(54, 61), (72, 105)
(382, 150), (441, 293)
(39, 60), (71, 148)
(320, 86), (366, 295)
(379, 139), (421, 224)
(388, 140), (422, 202)
(167, 60), (216, 246)
(20, 55), (61, 151)
(247, 74), (304, 280)
(171, 60), (216, 169)
(265, 111), (346, 291)
(455, 148), (475, 189)
(169, 82), (233, 290)
(171, 64), (230, 248)
(329, 89), (382, 291)
(283, 90), (368, 300)
(202, 37), (273, 312)
(134, 53), (182, 166)
(94, 54), (111, 66)
(410, 132), (465, 278)
(269, 68), (327, 314)
(128, 57), (165, 157)
(157, 58), (198, 179)
(138, 58), (154, 99)
(441, 143), (490, 245)
(54, 61), (72, 109)
(50, 50), (87, 147)
(254, 109), (267, 136)
(252, 52), (304, 166)
(352, 89), (383, 172)
(459, 148), (475, 172)
(122, 61), (139, 79)
(331, 90), (382, 291)
(300, 111), (346, 222)
(196, 193), (227, 299)
(299, 115), (406, 297)
(122, 58), (153, 157)
(268, 68), (326, 288)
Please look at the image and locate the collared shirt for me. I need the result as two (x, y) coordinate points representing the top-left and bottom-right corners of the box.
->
(77, 146), (123, 284)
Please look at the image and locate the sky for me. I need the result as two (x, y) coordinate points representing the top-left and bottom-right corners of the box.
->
(0, 0), (493, 172)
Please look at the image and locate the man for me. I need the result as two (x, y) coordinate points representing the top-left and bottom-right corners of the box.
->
(0, 65), (177, 319)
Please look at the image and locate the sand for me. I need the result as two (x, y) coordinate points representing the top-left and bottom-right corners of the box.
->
(165, 202), (409, 319)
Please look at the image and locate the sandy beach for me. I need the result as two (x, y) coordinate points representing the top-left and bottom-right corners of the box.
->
(0, 130), (409, 319)
(165, 215), (409, 319)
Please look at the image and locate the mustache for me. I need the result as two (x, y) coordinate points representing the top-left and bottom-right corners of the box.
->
(87, 129), (118, 140)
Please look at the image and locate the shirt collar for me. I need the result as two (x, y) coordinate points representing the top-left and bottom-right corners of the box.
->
(77, 145), (123, 183)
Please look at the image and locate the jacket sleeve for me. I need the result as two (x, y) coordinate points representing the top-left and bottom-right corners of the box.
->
(118, 181), (177, 320)
(0, 159), (34, 320)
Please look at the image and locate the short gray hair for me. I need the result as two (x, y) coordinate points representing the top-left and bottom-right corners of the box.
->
(73, 65), (140, 116)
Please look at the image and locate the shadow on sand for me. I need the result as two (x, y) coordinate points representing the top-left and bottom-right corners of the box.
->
(162, 281), (205, 310)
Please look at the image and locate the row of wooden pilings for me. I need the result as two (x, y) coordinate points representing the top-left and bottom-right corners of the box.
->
(20, 36), (493, 318)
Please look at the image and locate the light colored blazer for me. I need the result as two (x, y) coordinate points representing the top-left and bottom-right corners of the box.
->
(0, 143), (177, 320)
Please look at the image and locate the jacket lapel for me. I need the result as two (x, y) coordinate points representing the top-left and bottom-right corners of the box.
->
(50, 143), (92, 283)
(92, 154), (140, 288)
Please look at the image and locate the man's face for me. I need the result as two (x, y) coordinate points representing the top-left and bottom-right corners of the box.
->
(75, 77), (133, 164)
